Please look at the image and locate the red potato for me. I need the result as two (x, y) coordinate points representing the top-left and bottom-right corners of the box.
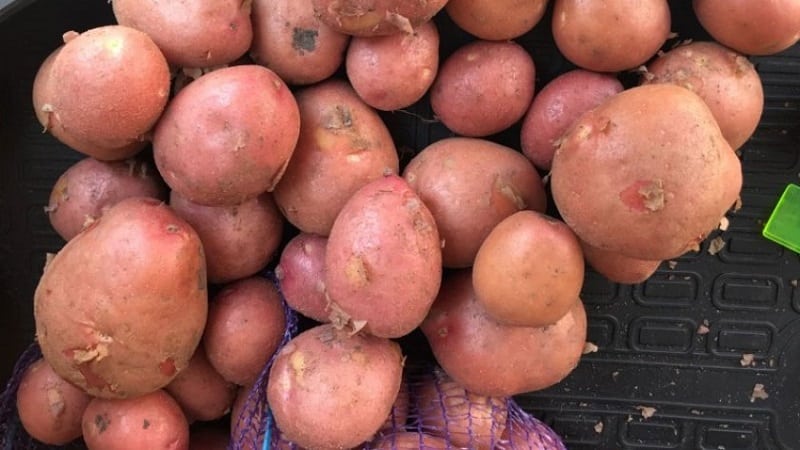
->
(46, 157), (167, 241)
(267, 324), (404, 449)
(275, 233), (330, 323)
(189, 427), (230, 450)
(203, 277), (286, 386)
(169, 191), (284, 284)
(693, 0), (800, 56)
(273, 80), (399, 236)
(445, 0), (548, 41)
(16, 358), (91, 445)
(165, 346), (237, 422)
(325, 175), (442, 338)
(403, 137), (547, 268)
(643, 41), (764, 151)
(581, 241), (661, 285)
(82, 390), (189, 450)
(370, 432), (451, 449)
(421, 270), (587, 397)
(552, 0), (671, 72)
(472, 211), (583, 328)
(39, 26), (169, 161)
(112, 0), (252, 68)
(550, 84), (743, 260)
(34, 197), (208, 399)
(520, 69), (623, 170)
(346, 20), (440, 111)
(153, 65), (301, 206)
(250, 0), (350, 85)
(311, 0), (448, 36)
(431, 40), (536, 137)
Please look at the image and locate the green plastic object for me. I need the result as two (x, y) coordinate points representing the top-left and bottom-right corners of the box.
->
(763, 184), (800, 253)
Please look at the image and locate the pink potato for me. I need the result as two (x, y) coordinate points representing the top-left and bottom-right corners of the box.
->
(311, 0), (448, 36)
(581, 241), (661, 285)
(274, 233), (330, 323)
(153, 65), (301, 206)
(325, 175), (442, 338)
(520, 69), (623, 170)
(445, 0), (549, 41)
(164, 345), (237, 422)
(431, 40), (536, 137)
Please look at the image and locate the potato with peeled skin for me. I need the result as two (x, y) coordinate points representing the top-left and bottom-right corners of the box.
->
(311, 0), (448, 36)
(34, 197), (207, 399)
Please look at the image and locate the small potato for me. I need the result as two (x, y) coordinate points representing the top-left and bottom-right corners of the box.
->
(404, 137), (546, 268)
(47, 157), (167, 241)
(311, 0), (448, 36)
(169, 191), (284, 284)
(445, 0), (548, 41)
(473, 211), (584, 328)
(267, 324), (404, 449)
(250, 0), (350, 85)
(370, 432), (451, 449)
(203, 277), (286, 386)
(581, 241), (661, 285)
(82, 390), (189, 450)
(165, 345), (237, 422)
(431, 40), (535, 137)
(552, 0), (671, 72)
(520, 69), (623, 170)
(346, 20), (439, 111)
(275, 233), (330, 323)
(16, 358), (91, 445)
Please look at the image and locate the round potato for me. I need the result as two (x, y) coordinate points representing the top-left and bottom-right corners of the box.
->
(445, 0), (548, 41)
(275, 233), (330, 323)
(311, 0), (448, 36)
(164, 345), (237, 422)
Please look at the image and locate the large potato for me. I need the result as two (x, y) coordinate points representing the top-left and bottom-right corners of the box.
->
(311, 0), (448, 36)
(404, 137), (546, 268)
(445, 0), (548, 41)
(325, 175), (442, 338)
(35, 197), (207, 399)
(550, 84), (742, 260)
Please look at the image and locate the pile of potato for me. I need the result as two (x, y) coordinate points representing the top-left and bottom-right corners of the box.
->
(13, 0), (800, 448)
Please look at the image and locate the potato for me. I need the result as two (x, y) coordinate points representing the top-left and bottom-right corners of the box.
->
(431, 40), (535, 137)
(325, 175), (442, 338)
(250, 0), (350, 85)
(643, 41), (764, 151)
(346, 19), (439, 111)
(380, 377), (410, 432)
(112, 0), (252, 68)
(520, 69), (623, 170)
(267, 324), (404, 449)
(16, 358), (91, 445)
(496, 415), (566, 449)
(415, 368), (508, 449)
(273, 80), (399, 236)
(82, 390), (189, 450)
(403, 137), (546, 268)
(46, 157), (167, 241)
(203, 277), (286, 386)
(164, 345), (237, 422)
(189, 427), (230, 450)
(34, 197), (207, 399)
(229, 386), (265, 450)
(550, 84), (743, 260)
(445, 0), (548, 41)
(153, 65), (301, 206)
(581, 241), (661, 285)
(370, 432), (451, 449)
(311, 0), (448, 36)
(693, 0), (800, 56)
(169, 191), (284, 284)
(421, 270), (587, 397)
(40, 26), (169, 160)
(275, 233), (330, 323)
(552, 0), (670, 72)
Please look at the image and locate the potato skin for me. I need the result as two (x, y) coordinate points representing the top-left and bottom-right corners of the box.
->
(472, 211), (583, 328)
(112, 0), (252, 68)
(550, 84), (742, 260)
(153, 65), (301, 206)
(275, 233), (330, 323)
(643, 41), (764, 151)
(169, 191), (284, 284)
(346, 20), (439, 111)
(47, 157), (167, 241)
(445, 0), (548, 41)
(404, 137), (546, 268)
(581, 240), (661, 285)
(250, 0), (350, 85)
(267, 324), (404, 449)
(311, 0), (448, 36)
(325, 175), (442, 338)
(81, 390), (190, 450)
(164, 345), (237, 422)
(431, 40), (535, 137)
(35, 197), (208, 399)
(421, 271), (587, 397)
(370, 432), (451, 449)
(273, 80), (399, 236)
(16, 358), (91, 445)
(552, 0), (670, 72)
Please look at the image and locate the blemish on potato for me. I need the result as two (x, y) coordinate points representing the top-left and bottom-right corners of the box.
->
(159, 358), (176, 377)
(344, 255), (370, 288)
(166, 224), (179, 233)
(46, 388), (66, 417)
(94, 413), (110, 433)
(292, 28), (319, 53)
(142, 419), (150, 430)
